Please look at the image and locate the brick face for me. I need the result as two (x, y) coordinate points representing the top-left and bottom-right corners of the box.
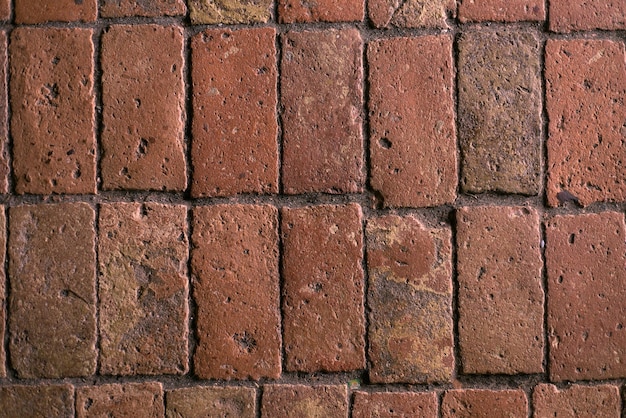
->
(550, 0), (626, 32)
(15, 0), (97, 23)
(166, 386), (256, 417)
(441, 390), (528, 418)
(261, 385), (348, 417)
(189, 0), (273, 24)
(101, 0), (186, 17)
(76, 383), (164, 418)
(352, 391), (438, 417)
(278, 0), (364, 22)
(368, 0), (455, 28)
(0, 32), (8, 194)
(458, 0), (545, 22)
(0, 1), (8, 20)
(533, 384), (621, 417)
(0, 385), (74, 418)
(0, 208), (4, 378)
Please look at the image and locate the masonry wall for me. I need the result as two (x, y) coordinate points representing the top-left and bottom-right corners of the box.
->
(0, 0), (625, 417)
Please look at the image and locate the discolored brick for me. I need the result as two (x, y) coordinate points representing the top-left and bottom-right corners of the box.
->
(189, 0), (272, 24)
(352, 391), (438, 417)
(166, 386), (256, 418)
(101, 0), (186, 17)
(8, 203), (96, 378)
(533, 384), (621, 417)
(15, 0), (97, 23)
(545, 212), (626, 381)
(368, 0), (455, 28)
(76, 383), (164, 418)
(546, 40), (626, 207)
(457, 206), (544, 374)
(278, 0), (364, 22)
(98, 203), (189, 376)
(442, 390), (528, 417)
(261, 385), (348, 417)
(0, 209), (4, 378)
(366, 215), (453, 383)
(458, 29), (542, 195)
(550, 0), (626, 32)
(368, 36), (456, 208)
(0, 32), (8, 194)
(191, 28), (278, 197)
(11, 28), (96, 195)
(0, 385), (74, 418)
(282, 204), (365, 372)
(192, 205), (281, 380)
(281, 29), (364, 194)
(101, 25), (186, 191)
(458, 0), (545, 22)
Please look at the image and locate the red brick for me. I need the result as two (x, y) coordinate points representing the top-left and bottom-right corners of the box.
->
(545, 212), (626, 381)
(0, 1), (8, 20)
(550, 0), (626, 32)
(101, 0), (186, 17)
(189, 0), (273, 24)
(8, 203), (96, 378)
(367, 215), (453, 383)
(0, 32), (8, 194)
(0, 385), (74, 418)
(368, 36), (456, 208)
(0, 208), (4, 378)
(101, 25), (186, 191)
(261, 385), (348, 417)
(15, 0), (97, 23)
(191, 28), (278, 197)
(98, 203), (188, 376)
(10, 28), (96, 195)
(458, 0), (545, 22)
(368, 0), (455, 28)
(533, 384), (621, 417)
(546, 40), (626, 207)
(458, 30), (542, 195)
(352, 391), (438, 417)
(278, 0), (364, 22)
(281, 29), (364, 194)
(282, 204), (365, 372)
(457, 206), (544, 374)
(166, 386), (256, 417)
(192, 205), (281, 380)
(76, 383), (164, 418)
(442, 390), (528, 417)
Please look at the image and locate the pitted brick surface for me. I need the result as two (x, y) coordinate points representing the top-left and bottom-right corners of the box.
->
(76, 383), (164, 418)
(101, 0), (186, 17)
(550, 0), (626, 32)
(533, 384), (621, 417)
(15, 0), (97, 23)
(458, 0), (545, 22)
(189, 0), (273, 24)
(166, 386), (256, 417)
(261, 385), (348, 417)
(0, 385), (74, 418)
(368, 0), (455, 28)
(352, 391), (438, 417)
(442, 390), (528, 417)
(278, 0), (364, 22)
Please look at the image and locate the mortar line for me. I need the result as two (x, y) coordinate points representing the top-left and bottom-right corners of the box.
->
(182, 26), (194, 200)
(255, 382), (263, 418)
(186, 206), (198, 379)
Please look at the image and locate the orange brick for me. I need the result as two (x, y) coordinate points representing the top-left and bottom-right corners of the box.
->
(76, 383), (164, 418)
(442, 390), (528, 417)
(352, 392), (438, 417)
(550, 0), (626, 32)
(533, 384), (621, 417)
(166, 387), (256, 417)
(15, 0), (97, 23)
(458, 0), (545, 22)
(261, 385), (348, 417)
(369, 0), (455, 28)
(278, 0), (364, 22)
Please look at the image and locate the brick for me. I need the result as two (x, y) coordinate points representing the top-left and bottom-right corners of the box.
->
(0, 208), (4, 378)
(281, 29), (364, 194)
(0, 32), (8, 194)
(101, 25), (186, 192)
(189, 0), (272, 24)
(442, 390), (528, 418)
(98, 203), (188, 376)
(278, 0), (364, 22)
(533, 384), (621, 417)
(550, 0), (626, 32)
(282, 204), (365, 372)
(192, 205), (281, 380)
(101, 0), (186, 17)
(191, 28), (278, 197)
(457, 206), (544, 374)
(352, 391), (438, 417)
(166, 386), (256, 418)
(458, 0), (545, 22)
(0, 1), (8, 20)
(368, 0), (455, 28)
(15, 0), (97, 23)
(546, 40), (626, 207)
(10, 28), (96, 195)
(369, 36), (456, 208)
(545, 212), (626, 381)
(76, 383), (164, 418)
(0, 385), (74, 418)
(261, 385), (348, 417)
(8, 204), (96, 378)
(458, 30), (542, 195)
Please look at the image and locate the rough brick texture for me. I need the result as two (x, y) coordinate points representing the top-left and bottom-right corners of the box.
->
(15, 0), (97, 23)
(442, 390), (528, 417)
(189, 0), (272, 24)
(278, 0), (364, 22)
(261, 385), (348, 417)
(546, 212), (626, 382)
(458, 0), (545, 22)
(76, 383), (164, 418)
(0, 32), (8, 194)
(281, 29), (364, 194)
(282, 204), (365, 372)
(101, 0), (186, 17)
(11, 28), (96, 195)
(352, 391), (438, 417)
(457, 206), (544, 374)
(550, 0), (626, 32)
(166, 386), (256, 418)
(191, 28), (278, 197)
(192, 205), (281, 380)
(0, 385), (74, 418)
(0, 209), (4, 378)
(368, 36), (456, 207)
(546, 39), (626, 207)
(533, 384), (621, 417)
(0, 1), (8, 20)
(369, 0), (455, 28)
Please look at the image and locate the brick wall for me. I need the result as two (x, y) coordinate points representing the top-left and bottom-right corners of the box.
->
(0, 0), (625, 417)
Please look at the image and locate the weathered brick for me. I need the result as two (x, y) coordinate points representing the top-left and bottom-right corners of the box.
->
(367, 215), (453, 383)
(278, 0), (364, 22)
(101, 0), (186, 17)
(352, 391), (438, 417)
(546, 40), (626, 207)
(0, 1), (8, 20)
(192, 205), (281, 380)
(442, 390), (528, 417)
(369, 36), (456, 208)
(282, 204), (365, 372)
(281, 29), (364, 194)
(533, 384), (621, 417)
(368, 0), (455, 28)
(550, 0), (626, 32)
(458, 0), (545, 22)
(166, 386), (256, 418)
(10, 28), (96, 195)
(191, 28), (278, 197)
(101, 25), (186, 191)
(546, 212), (626, 381)
(0, 385), (74, 418)
(76, 383), (164, 418)
(0, 32), (8, 194)
(458, 29), (542, 195)
(261, 385), (348, 417)
(189, 0), (272, 24)
(15, 0), (97, 23)
(0, 208), (4, 378)
(8, 203), (96, 378)
(98, 203), (188, 376)
(457, 206), (544, 374)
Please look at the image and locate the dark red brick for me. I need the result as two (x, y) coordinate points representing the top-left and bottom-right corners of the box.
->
(368, 0), (455, 28)
(533, 384), (621, 417)
(278, 0), (364, 22)
(76, 383), (164, 418)
(261, 385), (348, 417)
(192, 205), (281, 380)
(458, 0), (545, 22)
(442, 390), (528, 417)
(0, 385), (74, 418)
(10, 28), (96, 195)
(15, 0), (97, 23)
(282, 204), (365, 372)
(0, 1), (8, 20)
(191, 28), (278, 197)
(546, 40), (626, 207)
(8, 203), (96, 378)
(101, 25), (186, 191)
(189, 0), (273, 24)
(98, 203), (189, 376)
(0, 32), (8, 194)
(550, 0), (626, 32)
(546, 212), (626, 381)
(457, 206), (544, 374)
(166, 386), (256, 417)
(101, 0), (186, 17)
(368, 36), (456, 208)
(0, 208), (4, 378)
(352, 391), (438, 417)
(281, 29), (364, 194)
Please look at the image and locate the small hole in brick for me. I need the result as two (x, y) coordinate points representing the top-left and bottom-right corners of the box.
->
(488, 293), (494, 300)
(243, 249), (249, 255)
(84, 398), (93, 410)
(568, 234), (576, 244)
(309, 282), (322, 292)
(134, 98), (141, 108)
(60, 289), (69, 297)
(137, 138), (149, 158)
(617, 324), (623, 330)
(379, 138), (392, 149)
(75, 0), (83, 4)
(51, 179), (58, 187)
(557, 276), (564, 284)
(171, 64), (177, 73)
(233, 332), (256, 353)
(73, 168), (81, 179)
(257, 67), (268, 75)
(66, 149), (74, 156)
(221, 32), (230, 39)
(52, 56), (60, 65)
